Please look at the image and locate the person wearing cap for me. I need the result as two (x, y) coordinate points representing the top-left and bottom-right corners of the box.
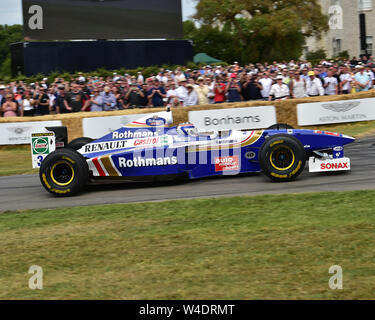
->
(195, 77), (209, 105)
(306, 71), (324, 97)
(226, 73), (242, 102)
(268, 75), (290, 101)
(354, 66), (370, 92)
(184, 84), (198, 106)
(175, 79), (188, 104)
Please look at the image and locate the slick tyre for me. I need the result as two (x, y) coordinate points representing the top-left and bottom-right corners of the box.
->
(67, 137), (93, 150)
(259, 134), (306, 182)
(39, 148), (89, 196)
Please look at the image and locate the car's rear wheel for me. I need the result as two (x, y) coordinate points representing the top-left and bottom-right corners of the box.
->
(259, 134), (306, 181)
(67, 137), (93, 150)
(39, 148), (89, 196)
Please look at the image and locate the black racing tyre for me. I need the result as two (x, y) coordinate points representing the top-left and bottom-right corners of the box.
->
(259, 134), (306, 182)
(39, 148), (89, 196)
(67, 137), (93, 150)
(267, 123), (294, 130)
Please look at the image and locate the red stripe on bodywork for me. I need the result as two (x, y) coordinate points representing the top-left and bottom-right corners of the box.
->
(93, 157), (106, 176)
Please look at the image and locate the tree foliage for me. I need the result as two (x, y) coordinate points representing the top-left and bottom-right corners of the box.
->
(186, 0), (328, 64)
(0, 24), (23, 78)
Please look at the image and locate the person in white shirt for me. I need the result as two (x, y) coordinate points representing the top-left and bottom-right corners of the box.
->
(174, 70), (186, 82)
(365, 67), (375, 89)
(268, 75), (290, 101)
(175, 80), (188, 104)
(339, 67), (352, 94)
(259, 73), (273, 100)
(166, 82), (180, 107)
(323, 71), (338, 95)
(137, 72), (144, 84)
(306, 71), (324, 96)
(184, 84), (198, 106)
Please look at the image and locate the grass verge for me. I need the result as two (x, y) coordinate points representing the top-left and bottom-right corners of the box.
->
(0, 191), (374, 299)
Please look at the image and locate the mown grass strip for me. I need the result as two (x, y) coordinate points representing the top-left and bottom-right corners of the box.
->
(0, 191), (374, 299)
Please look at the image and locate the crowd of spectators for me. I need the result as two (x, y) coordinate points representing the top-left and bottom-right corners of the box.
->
(1, 56), (375, 117)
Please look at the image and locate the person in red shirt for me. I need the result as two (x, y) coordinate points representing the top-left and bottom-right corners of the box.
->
(214, 77), (226, 103)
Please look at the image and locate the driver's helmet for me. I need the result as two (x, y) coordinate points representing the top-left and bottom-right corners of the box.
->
(177, 122), (198, 136)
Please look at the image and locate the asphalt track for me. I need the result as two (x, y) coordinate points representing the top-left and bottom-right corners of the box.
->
(1, 136), (375, 211)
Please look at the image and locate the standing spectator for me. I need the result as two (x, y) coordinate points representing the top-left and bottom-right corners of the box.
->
(20, 90), (35, 117)
(289, 72), (306, 98)
(137, 72), (144, 84)
(306, 71), (324, 96)
(34, 87), (50, 115)
(47, 87), (56, 113)
(1, 94), (18, 117)
(195, 77), (209, 105)
(205, 77), (215, 104)
(83, 88), (103, 112)
(101, 86), (117, 111)
(175, 80), (188, 105)
(66, 82), (86, 112)
(354, 66), (370, 92)
(269, 75), (290, 101)
(259, 73), (273, 100)
(125, 83), (145, 108)
(241, 74), (263, 101)
(184, 84), (198, 106)
(0, 85), (5, 106)
(339, 67), (352, 94)
(147, 79), (166, 107)
(323, 71), (338, 95)
(55, 87), (71, 114)
(226, 73), (242, 102)
(166, 82), (180, 107)
(365, 66), (375, 89)
(213, 77), (226, 104)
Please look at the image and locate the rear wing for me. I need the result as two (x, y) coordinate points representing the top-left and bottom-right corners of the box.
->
(31, 126), (68, 169)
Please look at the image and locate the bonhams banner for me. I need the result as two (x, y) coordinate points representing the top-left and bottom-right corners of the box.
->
(297, 98), (375, 126)
(188, 106), (277, 131)
(0, 120), (62, 145)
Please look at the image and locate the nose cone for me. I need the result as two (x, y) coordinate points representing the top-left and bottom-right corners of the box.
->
(341, 134), (356, 145)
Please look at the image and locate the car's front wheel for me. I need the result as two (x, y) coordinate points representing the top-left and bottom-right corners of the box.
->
(259, 134), (306, 182)
(39, 148), (89, 196)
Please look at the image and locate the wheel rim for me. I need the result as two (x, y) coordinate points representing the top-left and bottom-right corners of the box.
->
(270, 145), (295, 171)
(51, 161), (75, 186)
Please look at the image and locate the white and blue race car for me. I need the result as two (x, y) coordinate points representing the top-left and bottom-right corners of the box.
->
(31, 110), (355, 196)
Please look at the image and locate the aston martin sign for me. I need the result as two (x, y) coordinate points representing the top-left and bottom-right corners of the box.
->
(0, 121), (62, 145)
(297, 98), (375, 126)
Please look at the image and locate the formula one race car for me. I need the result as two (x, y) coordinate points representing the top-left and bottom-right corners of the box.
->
(31, 110), (355, 196)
